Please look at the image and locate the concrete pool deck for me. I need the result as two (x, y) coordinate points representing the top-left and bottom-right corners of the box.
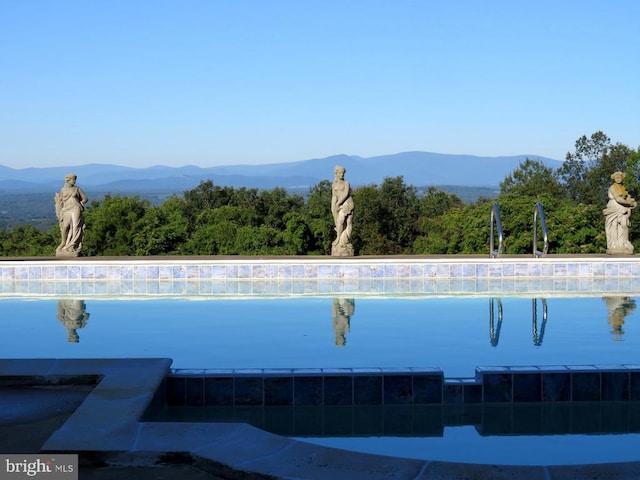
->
(3, 254), (640, 478)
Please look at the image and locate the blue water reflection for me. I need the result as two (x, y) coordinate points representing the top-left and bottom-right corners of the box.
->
(1, 296), (638, 377)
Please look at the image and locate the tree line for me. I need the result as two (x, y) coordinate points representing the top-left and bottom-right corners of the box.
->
(1, 131), (638, 257)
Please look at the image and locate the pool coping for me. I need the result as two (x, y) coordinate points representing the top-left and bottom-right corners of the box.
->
(3, 358), (640, 479)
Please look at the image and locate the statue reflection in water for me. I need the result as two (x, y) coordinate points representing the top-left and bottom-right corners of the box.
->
(332, 298), (355, 346)
(57, 299), (90, 343)
(603, 296), (636, 341)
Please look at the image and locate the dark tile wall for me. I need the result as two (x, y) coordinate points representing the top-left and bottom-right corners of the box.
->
(165, 365), (640, 407)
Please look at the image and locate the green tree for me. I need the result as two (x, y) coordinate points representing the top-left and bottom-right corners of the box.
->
(500, 158), (563, 198)
(132, 196), (189, 255)
(83, 195), (150, 256)
(419, 186), (464, 218)
(558, 131), (633, 205)
(183, 206), (256, 254)
(305, 180), (334, 254)
(0, 226), (57, 257)
(352, 176), (420, 255)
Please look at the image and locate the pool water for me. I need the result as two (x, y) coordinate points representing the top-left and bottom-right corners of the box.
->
(153, 402), (640, 465)
(1, 295), (638, 377)
(296, 427), (640, 465)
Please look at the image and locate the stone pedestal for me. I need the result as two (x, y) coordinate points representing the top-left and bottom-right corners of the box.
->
(331, 242), (354, 257)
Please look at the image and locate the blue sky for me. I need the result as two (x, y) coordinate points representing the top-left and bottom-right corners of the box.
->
(1, 0), (638, 169)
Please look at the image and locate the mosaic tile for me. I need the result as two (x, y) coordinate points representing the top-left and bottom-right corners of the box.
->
(236, 265), (251, 279)
(146, 265), (160, 280)
(605, 262), (619, 276)
(252, 265), (266, 279)
(120, 266), (133, 280)
(513, 372), (541, 402)
(225, 265), (238, 279)
(630, 371), (640, 401)
(396, 264), (411, 278)
(338, 265), (355, 279)
(204, 377), (233, 406)
(185, 265), (199, 279)
(303, 265), (318, 279)
(502, 263), (515, 277)
(264, 265), (278, 280)
(107, 265), (120, 280)
(28, 266), (42, 280)
(54, 265), (68, 280)
(166, 376), (186, 405)
(462, 380), (483, 403)
(410, 264), (425, 277)
(481, 371), (512, 402)
(448, 264), (462, 278)
(353, 375), (382, 405)
(383, 375), (413, 404)
(571, 370), (601, 401)
(423, 264), (438, 277)
(316, 264), (331, 279)
(413, 374), (443, 404)
(475, 264), (489, 277)
(436, 264), (450, 278)
(488, 263), (502, 278)
(14, 267), (28, 280)
(234, 376), (264, 406)
(291, 265), (305, 279)
(540, 263), (554, 277)
(553, 263), (567, 277)
(324, 375), (353, 405)
(264, 376), (293, 406)
(185, 377), (205, 406)
(443, 380), (463, 404)
(514, 263), (529, 277)
(93, 266), (107, 279)
(197, 265), (212, 280)
(601, 371), (630, 401)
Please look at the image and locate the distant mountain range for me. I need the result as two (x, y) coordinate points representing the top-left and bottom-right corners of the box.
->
(0, 151), (562, 194)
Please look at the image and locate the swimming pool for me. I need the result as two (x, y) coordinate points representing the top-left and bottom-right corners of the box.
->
(3, 256), (640, 471)
(2, 295), (638, 377)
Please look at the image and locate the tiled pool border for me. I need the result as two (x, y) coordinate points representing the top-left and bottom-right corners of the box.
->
(164, 364), (640, 407)
(2, 256), (640, 296)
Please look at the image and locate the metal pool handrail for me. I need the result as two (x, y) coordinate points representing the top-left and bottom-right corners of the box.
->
(490, 202), (504, 258)
(533, 202), (549, 257)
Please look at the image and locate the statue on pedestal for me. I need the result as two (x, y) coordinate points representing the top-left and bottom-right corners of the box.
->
(331, 166), (354, 256)
(55, 174), (88, 257)
(603, 171), (636, 255)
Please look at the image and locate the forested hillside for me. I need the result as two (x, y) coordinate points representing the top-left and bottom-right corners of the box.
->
(1, 132), (638, 257)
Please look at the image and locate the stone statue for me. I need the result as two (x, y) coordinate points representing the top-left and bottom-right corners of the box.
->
(54, 173), (88, 257)
(331, 165), (354, 256)
(332, 298), (354, 346)
(57, 299), (90, 343)
(603, 171), (636, 255)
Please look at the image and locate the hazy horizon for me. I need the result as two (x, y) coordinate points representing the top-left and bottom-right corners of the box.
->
(0, 149), (563, 171)
(1, 1), (638, 169)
